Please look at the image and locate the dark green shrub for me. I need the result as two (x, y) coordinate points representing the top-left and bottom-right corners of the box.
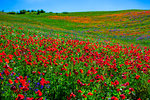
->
(19, 10), (26, 14)
(62, 12), (69, 14)
(7, 12), (16, 14)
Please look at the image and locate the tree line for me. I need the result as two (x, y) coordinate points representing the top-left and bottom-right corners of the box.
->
(1, 9), (69, 15)
(6, 9), (46, 15)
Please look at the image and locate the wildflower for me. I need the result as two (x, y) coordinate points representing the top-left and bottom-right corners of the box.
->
(78, 90), (82, 93)
(20, 86), (29, 91)
(35, 90), (42, 96)
(120, 94), (126, 99)
(135, 75), (140, 80)
(5, 58), (9, 63)
(16, 94), (24, 100)
(104, 82), (107, 86)
(59, 73), (62, 75)
(87, 92), (93, 96)
(15, 80), (19, 83)
(40, 78), (46, 86)
(26, 97), (34, 100)
(82, 94), (87, 98)
(116, 88), (120, 92)
(70, 92), (76, 97)
(41, 85), (44, 89)
(80, 69), (83, 73)
(90, 79), (94, 82)
(8, 79), (13, 84)
(122, 75), (127, 79)
(111, 96), (118, 100)
(84, 63), (88, 67)
(4, 69), (10, 76)
(65, 73), (69, 77)
(129, 88), (134, 91)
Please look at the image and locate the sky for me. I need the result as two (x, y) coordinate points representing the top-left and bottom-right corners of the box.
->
(0, 0), (150, 12)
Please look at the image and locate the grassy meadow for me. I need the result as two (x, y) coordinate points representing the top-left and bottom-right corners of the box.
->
(0, 10), (150, 100)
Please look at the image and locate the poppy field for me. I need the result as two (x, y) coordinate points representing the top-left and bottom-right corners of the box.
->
(0, 10), (150, 100)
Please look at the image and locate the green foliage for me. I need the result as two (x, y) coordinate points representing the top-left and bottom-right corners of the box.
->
(37, 9), (46, 15)
(49, 12), (53, 13)
(0, 9), (150, 99)
(62, 12), (69, 14)
(19, 10), (26, 14)
(7, 12), (16, 14)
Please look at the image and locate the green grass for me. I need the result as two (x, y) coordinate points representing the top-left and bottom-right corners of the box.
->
(0, 9), (150, 47)
(0, 9), (150, 100)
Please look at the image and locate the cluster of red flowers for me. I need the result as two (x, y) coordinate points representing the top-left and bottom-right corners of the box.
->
(0, 25), (150, 99)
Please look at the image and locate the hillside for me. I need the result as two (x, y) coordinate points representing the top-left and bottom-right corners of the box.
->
(0, 10), (150, 100)
(0, 10), (150, 46)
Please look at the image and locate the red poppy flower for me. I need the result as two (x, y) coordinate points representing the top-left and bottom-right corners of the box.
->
(8, 54), (13, 60)
(8, 79), (13, 84)
(15, 80), (19, 83)
(135, 75), (140, 80)
(129, 88), (134, 91)
(116, 88), (120, 92)
(16, 94), (24, 100)
(40, 78), (46, 86)
(19, 76), (23, 79)
(4, 69), (10, 76)
(111, 96), (118, 100)
(26, 97), (34, 100)
(104, 82), (107, 86)
(114, 80), (119, 85)
(67, 96), (71, 100)
(5, 58), (9, 63)
(82, 94), (87, 98)
(122, 75), (127, 79)
(20, 86), (29, 91)
(78, 90), (82, 93)
(46, 81), (50, 84)
(87, 92), (93, 96)
(84, 63), (88, 67)
(90, 79), (94, 82)
(65, 73), (69, 77)
(80, 69), (83, 73)
(32, 71), (36, 74)
(35, 90), (42, 96)
(120, 94), (126, 99)
(70, 92), (76, 97)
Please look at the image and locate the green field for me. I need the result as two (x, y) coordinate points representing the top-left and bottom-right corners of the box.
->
(0, 10), (150, 100)
(0, 10), (150, 47)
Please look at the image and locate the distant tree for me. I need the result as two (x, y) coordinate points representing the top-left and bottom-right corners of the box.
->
(7, 12), (16, 14)
(2, 10), (4, 12)
(37, 10), (40, 15)
(19, 10), (26, 14)
(27, 10), (30, 12)
(37, 9), (45, 15)
(31, 10), (36, 12)
(49, 12), (53, 13)
(62, 12), (69, 14)
(40, 9), (45, 13)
